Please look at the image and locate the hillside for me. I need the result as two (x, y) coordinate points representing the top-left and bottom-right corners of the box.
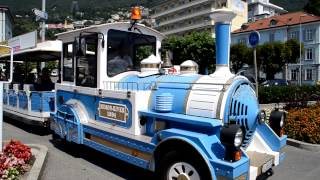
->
(271, 0), (308, 12)
(0, 0), (157, 13)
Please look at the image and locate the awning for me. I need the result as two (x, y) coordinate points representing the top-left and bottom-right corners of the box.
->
(0, 40), (62, 62)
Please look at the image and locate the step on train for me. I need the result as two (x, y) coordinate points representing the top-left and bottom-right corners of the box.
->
(7, 7), (287, 180)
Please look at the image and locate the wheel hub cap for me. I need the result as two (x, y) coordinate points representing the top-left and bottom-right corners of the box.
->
(167, 162), (200, 180)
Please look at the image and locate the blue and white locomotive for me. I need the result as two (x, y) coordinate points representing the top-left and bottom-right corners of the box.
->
(51, 8), (287, 180)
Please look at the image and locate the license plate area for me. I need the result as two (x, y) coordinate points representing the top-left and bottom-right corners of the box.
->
(262, 159), (273, 173)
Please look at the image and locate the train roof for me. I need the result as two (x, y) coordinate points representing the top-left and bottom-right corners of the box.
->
(0, 40), (61, 62)
(56, 22), (165, 40)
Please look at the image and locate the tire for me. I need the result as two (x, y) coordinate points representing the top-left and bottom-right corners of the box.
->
(156, 150), (211, 180)
(52, 132), (61, 140)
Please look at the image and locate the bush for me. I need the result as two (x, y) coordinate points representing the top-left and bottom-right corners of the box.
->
(259, 85), (320, 104)
(285, 103), (320, 144)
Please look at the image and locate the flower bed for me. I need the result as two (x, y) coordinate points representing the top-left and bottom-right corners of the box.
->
(0, 140), (33, 180)
(285, 103), (320, 144)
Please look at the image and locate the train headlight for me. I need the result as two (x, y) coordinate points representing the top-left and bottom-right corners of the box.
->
(221, 124), (244, 148)
(259, 110), (267, 124)
(269, 110), (286, 136)
(234, 128), (243, 147)
(221, 124), (244, 161)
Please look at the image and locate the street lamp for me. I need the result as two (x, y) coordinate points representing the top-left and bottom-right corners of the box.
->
(299, 14), (307, 86)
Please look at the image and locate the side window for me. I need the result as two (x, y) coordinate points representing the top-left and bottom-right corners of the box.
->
(107, 29), (156, 77)
(63, 43), (74, 82)
(76, 35), (98, 88)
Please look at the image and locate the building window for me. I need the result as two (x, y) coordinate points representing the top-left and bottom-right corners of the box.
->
(290, 31), (299, 40)
(238, 38), (246, 44)
(305, 48), (313, 60)
(269, 33), (275, 42)
(305, 29), (314, 41)
(305, 69), (313, 80)
(291, 69), (299, 81)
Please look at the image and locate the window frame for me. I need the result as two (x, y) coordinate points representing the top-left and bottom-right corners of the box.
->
(305, 48), (313, 61)
(62, 42), (75, 82)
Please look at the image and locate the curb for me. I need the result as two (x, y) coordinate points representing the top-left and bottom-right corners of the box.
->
(26, 144), (48, 180)
(287, 138), (320, 152)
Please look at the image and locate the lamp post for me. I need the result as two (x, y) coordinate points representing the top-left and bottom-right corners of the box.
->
(299, 14), (306, 86)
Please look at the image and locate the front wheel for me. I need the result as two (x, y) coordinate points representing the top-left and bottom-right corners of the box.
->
(157, 151), (210, 180)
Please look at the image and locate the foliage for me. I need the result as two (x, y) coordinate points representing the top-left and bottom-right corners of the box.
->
(256, 40), (301, 80)
(12, 18), (37, 37)
(230, 43), (252, 74)
(163, 31), (215, 74)
(259, 85), (320, 104)
(285, 103), (320, 144)
(271, 0), (308, 12)
(0, 140), (32, 179)
(304, 0), (320, 16)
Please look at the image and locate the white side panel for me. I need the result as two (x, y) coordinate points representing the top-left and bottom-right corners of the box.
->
(186, 73), (234, 119)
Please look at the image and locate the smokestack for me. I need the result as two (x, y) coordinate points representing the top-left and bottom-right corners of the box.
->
(210, 9), (236, 75)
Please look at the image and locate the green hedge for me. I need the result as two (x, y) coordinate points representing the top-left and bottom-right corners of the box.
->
(259, 85), (320, 104)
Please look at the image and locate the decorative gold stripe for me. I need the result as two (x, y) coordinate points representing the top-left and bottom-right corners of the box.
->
(141, 64), (160, 68)
(89, 135), (153, 161)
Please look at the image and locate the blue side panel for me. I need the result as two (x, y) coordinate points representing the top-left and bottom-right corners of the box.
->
(8, 90), (17, 107)
(256, 123), (287, 151)
(121, 74), (200, 114)
(83, 125), (155, 153)
(18, 91), (28, 110)
(31, 92), (55, 112)
(56, 90), (97, 120)
(83, 139), (149, 169)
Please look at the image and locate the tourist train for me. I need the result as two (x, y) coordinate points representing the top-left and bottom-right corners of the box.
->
(3, 7), (286, 180)
(1, 40), (61, 126)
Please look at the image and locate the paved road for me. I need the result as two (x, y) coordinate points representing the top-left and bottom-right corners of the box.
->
(3, 118), (320, 180)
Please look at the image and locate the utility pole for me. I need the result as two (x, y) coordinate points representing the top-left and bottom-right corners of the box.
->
(41, 0), (46, 42)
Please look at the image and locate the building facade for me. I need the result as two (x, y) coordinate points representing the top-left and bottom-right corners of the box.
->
(247, 0), (287, 22)
(232, 12), (320, 85)
(151, 0), (248, 36)
(0, 5), (14, 42)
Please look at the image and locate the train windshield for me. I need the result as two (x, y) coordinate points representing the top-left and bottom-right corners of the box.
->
(107, 29), (156, 77)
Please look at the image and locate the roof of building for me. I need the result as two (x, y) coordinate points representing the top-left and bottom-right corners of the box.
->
(0, 5), (14, 23)
(233, 11), (320, 34)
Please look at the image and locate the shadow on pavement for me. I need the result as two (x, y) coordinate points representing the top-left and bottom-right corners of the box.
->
(50, 138), (155, 180)
(4, 117), (51, 136)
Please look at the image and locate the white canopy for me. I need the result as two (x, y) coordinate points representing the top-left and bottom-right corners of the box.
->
(0, 40), (62, 62)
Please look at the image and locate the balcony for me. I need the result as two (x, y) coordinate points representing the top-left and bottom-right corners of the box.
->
(152, 0), (210, 18)
(161, 21), (213, 35)
(156, 9), (213, 28)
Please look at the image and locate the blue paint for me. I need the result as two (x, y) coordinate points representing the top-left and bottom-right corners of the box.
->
(8, 90), (17, 107)
(18, 91), (28, 110)
(83, 125), (155, 153)
(222, 79), (259, 148)
(256, 123), (287, 151)
(30, 92), (55, 112)
(215, 23), (231, 66)
(121, 74), (200, 114)
(83, 139), (150, 169)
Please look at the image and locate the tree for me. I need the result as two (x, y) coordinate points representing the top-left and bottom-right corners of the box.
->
(256, 40), (301, 80)
(230, 43), (252, 74)
(304, 0), (320, 16)
(163, 32), (215, 74)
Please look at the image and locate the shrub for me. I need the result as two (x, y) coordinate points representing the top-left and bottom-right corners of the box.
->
(285, 103), (320, 144)
(259, 85), (320, 104)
